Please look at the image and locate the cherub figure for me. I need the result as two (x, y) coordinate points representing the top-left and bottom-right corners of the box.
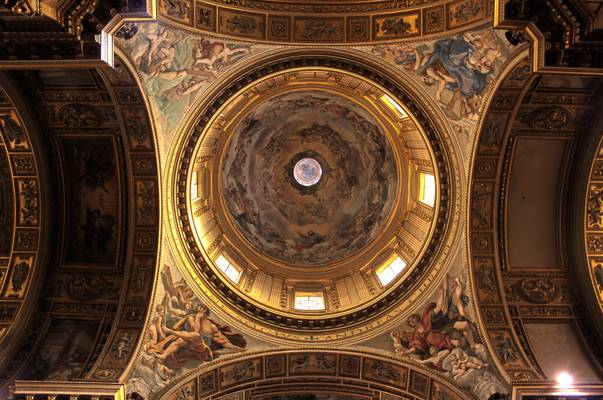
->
(190, 40), (250, 72)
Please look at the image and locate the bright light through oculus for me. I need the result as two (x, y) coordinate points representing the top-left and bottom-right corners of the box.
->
(293, 158), (322, 187)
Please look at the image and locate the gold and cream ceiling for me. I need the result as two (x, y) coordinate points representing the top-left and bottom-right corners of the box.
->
(118, 2), (512, 397)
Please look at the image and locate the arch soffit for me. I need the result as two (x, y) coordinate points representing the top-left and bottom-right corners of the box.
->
(0, 72), (50, 377)
(0, 56), (162, 387)
(157, 349), (473, 400)
(468, 49), (603, 383)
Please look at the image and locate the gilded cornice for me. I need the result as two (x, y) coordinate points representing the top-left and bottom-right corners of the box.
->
(493, 0), (603, 75)
(468, 49), (603, 385)
(156, 348), (473, 400)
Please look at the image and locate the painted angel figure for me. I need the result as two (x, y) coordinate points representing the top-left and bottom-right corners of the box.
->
(129, 26), (186, 80)
(415, 33), (496, 119)
(148, 303), (246, 369)
(391, 275), (481, 359)
(190, 39), (251, 73)
(449, 350), (488, 379)
(160, 265), (195, 320)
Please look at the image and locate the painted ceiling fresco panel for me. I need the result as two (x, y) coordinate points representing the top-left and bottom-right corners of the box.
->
(360, 248), (508, 399)
(221, 90), (398, 265)
(159, 0), (193, 26)
(446, 0), (484, 29)
(21, 318), (101, 381)
(112, 16), (521, 400)
(196, 3), (217, 32)
(293, 17), (345, 43)
(128, 251), (263, 399)
(116, 24), (258, 138)
(218, 9), (266, 40)
(58, 137), (120, 266)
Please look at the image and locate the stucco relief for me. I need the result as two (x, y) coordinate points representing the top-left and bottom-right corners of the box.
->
(221, 90), (398, 265)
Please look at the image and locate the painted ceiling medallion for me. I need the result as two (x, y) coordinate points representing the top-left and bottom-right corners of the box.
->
(221, 90), (398, 265)
(169, 57), (453, 341)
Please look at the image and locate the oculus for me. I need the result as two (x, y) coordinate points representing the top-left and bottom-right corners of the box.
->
(293, 157), (322, 187)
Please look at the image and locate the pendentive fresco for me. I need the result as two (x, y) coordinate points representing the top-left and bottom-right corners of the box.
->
(128, 251), (265, 399)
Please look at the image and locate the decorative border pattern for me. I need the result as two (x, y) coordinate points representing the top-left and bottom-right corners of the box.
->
(0, 58), (161, 386)
(583, 118), (603, 349)
(158, 0), (493, 44)
(470, 55), (603, 382)
(0, 87), (41, 350)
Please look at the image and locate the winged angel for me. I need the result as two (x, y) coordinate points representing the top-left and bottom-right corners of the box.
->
(121, 25), (251, 102)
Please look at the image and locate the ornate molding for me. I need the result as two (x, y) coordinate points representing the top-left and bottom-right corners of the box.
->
(0, 57), (161, 389)
(154, 349), (470, 400)
(0, 79), (45, 381)
(0, 0), (155, 66)
(154, 0), (495, 44)
(13, 381), (125, 400)
(469, 51), (603, 384)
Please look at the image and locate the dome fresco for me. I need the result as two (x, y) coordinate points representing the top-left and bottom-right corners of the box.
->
(177, 64), (448, 329)
(220, 90), (398, 265)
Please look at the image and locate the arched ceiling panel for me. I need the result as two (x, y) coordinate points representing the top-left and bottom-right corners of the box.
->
(0, 57), (161, 392)
(469, 55), (603, 384)
(0, 75), (49, 383)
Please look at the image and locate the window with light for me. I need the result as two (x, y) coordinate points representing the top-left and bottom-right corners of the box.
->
(294, 291), (325, 310)
(376, 256), (407, 286)
(419, 173), (436, 207)
(215, 254), (242, 284)
(380, 94), (408, 118)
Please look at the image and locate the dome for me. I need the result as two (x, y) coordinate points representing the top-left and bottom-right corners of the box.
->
(169, 56), (452, 342)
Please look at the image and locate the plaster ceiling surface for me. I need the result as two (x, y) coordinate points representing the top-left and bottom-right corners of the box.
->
(220, 89), (398, 265)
